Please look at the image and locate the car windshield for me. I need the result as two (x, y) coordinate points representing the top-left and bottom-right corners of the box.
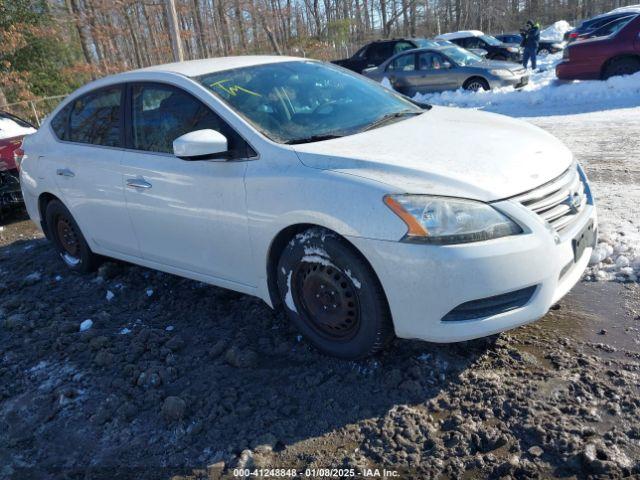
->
(480, 35), (502, 46)
(441, 46), (483, 66)
(197, 61), (423, 144)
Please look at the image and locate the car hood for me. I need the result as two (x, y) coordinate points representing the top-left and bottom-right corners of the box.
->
(480, 59), (525, 71)
(292, 106), (573, 202)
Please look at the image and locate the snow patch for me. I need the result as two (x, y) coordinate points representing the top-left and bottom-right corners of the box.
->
(145, 288), (154, 297)
(0, 118), (35, 139)
(284, 270), (297, 313)
(79, 319), (93, 332)
(344, 269), (362, 289)
(119, 327), (131, 335)
(301, 255), (335, 267)
(105, 290), (115, 301)
(540, 20), (572, 41)
(165, 325), (174, 331)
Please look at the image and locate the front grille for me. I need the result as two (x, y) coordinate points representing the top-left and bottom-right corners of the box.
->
(442, 285), (538, 322)
(513, 165), (588, 233)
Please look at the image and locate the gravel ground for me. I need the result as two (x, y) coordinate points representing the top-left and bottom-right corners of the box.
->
(1, 111), (640, 480)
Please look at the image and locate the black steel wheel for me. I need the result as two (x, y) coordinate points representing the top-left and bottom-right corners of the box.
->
(45, 199), (100, 273)
(277, 227), (394, 359)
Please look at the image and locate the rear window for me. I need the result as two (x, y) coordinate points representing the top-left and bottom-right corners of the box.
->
(68, 86), (122, 147)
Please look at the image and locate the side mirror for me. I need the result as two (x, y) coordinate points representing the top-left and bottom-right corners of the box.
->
(442, 61), (453, 69)
(173, 129), (228, 160)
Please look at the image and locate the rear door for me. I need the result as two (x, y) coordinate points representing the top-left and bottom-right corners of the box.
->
(48, 85), (139, 256)
(385, 53), (417, 95)
(120, 82), (255, 285)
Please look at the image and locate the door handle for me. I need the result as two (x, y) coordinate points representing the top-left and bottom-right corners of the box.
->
(126, 178), (152, 190)
(56, 168), (75, 178)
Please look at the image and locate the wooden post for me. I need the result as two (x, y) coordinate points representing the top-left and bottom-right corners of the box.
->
(165, 0), (185, 62)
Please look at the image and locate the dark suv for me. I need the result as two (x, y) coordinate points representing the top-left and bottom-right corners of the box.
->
(333, 38), (451, 73)
(436, 31), (522, 61)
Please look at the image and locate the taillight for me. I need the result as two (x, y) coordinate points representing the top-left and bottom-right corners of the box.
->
(14, 146), (25, 171)
(569, 32), (579, 39)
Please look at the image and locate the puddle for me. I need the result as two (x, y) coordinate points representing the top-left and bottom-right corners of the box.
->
(536, 281), (640, 355)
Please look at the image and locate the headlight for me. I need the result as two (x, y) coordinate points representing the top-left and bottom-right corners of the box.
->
(384, 195), (522, 244)
(506, 47), (520, 53)
(490, 69), (513, 76)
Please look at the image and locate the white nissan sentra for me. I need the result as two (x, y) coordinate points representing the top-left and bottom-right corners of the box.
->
(20, 56), (597, 359)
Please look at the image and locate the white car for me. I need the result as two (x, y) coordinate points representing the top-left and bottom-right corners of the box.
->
(20, 56), (597, 359)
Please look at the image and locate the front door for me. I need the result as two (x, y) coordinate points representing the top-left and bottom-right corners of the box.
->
(414, 52), (459, 93)
(120, 82), (255, 286)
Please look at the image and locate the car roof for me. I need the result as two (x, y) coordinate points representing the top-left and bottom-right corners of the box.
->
(608, 4), (640, 14)
(132, 55), (304, 78)
(436, 30), (484, 40)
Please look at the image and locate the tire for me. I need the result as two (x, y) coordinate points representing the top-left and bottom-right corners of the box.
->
(45, 199), (100, 273)
(464, 77), (490, 92)
(276, 227), (394, 359)
(538, 48), (550, 56)
(603, 57), (640, 80)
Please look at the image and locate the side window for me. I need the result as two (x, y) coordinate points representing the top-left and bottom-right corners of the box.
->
(130, 83), (248, 157)
(393, 41), (415, 54)
(355, 45), (369, 59)
(464, 37), (482, 49)
(68, 87), (122, 147)
(417, 53), (448, 70)
(50, 103), (72, 141)
(368, 43), (393, 64)
(388, 53), (415, 72)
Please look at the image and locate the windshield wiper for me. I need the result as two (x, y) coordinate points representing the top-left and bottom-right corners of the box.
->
(285, 134), (345, 145)
(363, 110), (423, 132)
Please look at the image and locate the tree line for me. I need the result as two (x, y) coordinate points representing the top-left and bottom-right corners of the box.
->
(0, 0), (636, 111)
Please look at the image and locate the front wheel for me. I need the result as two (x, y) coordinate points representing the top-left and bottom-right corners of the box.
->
(464, 77), (490, 92)
(538, 48), (550, 56)
(276, 228), (394, 359)
(45, 200), (100, 273)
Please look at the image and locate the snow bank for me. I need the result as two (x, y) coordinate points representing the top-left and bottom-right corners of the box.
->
(540, 20), (572, 41)
(411, 54), (640, 117)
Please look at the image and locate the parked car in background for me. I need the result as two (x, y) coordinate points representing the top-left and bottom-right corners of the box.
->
(436, 30), (522, 61)
(0, 111), (36, 214)
(557, 13), (640, 80)
(575, 13), (638, 40)
(333, 38), (459, 73)
(564, 7), (640, 42)
(21, 56), (596, 359)
(364, 45), (528, 94)
(494, 33), (564, 55)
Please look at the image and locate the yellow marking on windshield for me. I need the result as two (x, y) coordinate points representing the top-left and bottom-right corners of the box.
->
(210, 79), (261, 97)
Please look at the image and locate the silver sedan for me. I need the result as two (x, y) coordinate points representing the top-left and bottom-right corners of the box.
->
(363, 45), (529, 96)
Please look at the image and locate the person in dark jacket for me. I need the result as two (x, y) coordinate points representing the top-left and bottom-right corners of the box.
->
(521, 20), (540, 69)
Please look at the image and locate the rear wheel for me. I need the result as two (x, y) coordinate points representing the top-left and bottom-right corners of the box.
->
(603, 57), (640, 80)
(276, 227), (394, 359)
(464, 77), (490, 92)
(45, 200), (100, 273)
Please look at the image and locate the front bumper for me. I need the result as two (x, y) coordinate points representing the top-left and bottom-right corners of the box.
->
(490, 74), (529, 89)
(556, 60), (601, 80)
(347, 201), (597, 343)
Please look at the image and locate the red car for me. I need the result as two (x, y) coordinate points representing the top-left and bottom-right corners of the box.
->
(0, 111), (36, 214)
(556, 14), (640, 80)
